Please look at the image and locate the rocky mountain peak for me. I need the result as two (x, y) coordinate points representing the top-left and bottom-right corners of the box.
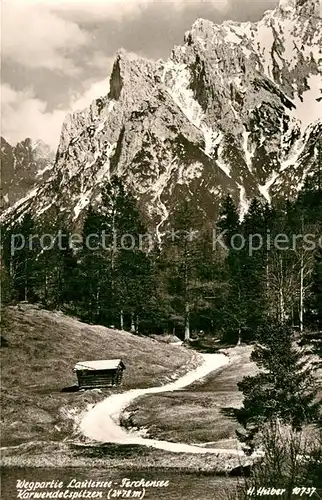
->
(1, 137), (54, 210)
(278, 0), (321, 17)
(108, 54), (123, 100)
(108, 49), (157, 102)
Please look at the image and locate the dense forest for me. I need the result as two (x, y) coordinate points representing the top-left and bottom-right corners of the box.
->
(1, 172), (322, 344)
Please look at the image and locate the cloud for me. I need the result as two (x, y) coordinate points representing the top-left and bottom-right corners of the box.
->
(50, 0), (153, 21)
(1, 78), (110, 149)
(84, 52), (114, 71)
(70, 77), (110, 111)
(1, 84), (67, 149)
(18, 0), (229, 23)
(1, 0), (266, 76)
(2, 0), (89, 74)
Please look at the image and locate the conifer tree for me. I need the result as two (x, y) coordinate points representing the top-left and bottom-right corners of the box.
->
(76, 176), (154, 331)
(217, 195), (247, 343)
(241, 198), (268, 334)
(311, 248), (322, 331)
(162, 199), (202, 341)
(265, 203), (297, 323)
(192, 224), (225, 335)
(304, 249), (322, 368)
(33, 216), (78, 308)
(217, 194), (239, 244)
(111, 177), (154, 332)
(236, 322), (321, 452)
(148, 242), (177, 335)
(5, 214), (38, 302)
(0, 255), (12, 339)
(77, 205), (110, 323)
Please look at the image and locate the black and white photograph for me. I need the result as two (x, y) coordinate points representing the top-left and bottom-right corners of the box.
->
(1, 0), (322, 498)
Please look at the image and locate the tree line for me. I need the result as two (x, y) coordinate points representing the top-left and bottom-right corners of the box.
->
(1, 173), (322, 342)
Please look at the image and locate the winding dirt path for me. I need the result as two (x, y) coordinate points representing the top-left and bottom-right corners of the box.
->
(79, 352), (245, 455)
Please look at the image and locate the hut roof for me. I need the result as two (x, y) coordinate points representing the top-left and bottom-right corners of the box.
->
(74, 359), (125, 371)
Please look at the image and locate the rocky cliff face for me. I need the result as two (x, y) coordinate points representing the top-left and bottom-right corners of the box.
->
(1, 137), (54, 211)
(4, 0), (322, 228)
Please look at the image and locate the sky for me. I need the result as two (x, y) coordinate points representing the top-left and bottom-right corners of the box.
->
(1, 0), (277, 150)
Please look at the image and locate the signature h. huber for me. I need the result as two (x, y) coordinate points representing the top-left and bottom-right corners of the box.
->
(247, 486), (317, 497)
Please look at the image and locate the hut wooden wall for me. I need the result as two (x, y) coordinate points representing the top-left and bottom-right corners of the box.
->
(76, 368), (123, 389)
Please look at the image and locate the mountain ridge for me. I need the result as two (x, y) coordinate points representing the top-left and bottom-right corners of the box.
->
(1, 137), (55, 211)
(2, 0), (321, 229)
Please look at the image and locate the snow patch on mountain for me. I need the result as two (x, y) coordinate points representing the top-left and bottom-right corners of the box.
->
(216, 143), (232, 178)
(162, 61), (204, 129)
(259, 171), (281, 202)
(73, 191), (92, 220)
(203, 129), (222, 157)
(291, 74), (322, 130)
(243, 131), (254, 173)
(238, 184), (250, 218)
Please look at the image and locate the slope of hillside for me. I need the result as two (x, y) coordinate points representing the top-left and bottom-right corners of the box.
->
(0, 304), (198, 447)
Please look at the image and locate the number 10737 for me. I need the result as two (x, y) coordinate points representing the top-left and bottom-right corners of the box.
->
(292, 487), (317, 497)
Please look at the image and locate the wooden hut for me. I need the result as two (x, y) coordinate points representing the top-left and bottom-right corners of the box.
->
(74, 359), (125, 389)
